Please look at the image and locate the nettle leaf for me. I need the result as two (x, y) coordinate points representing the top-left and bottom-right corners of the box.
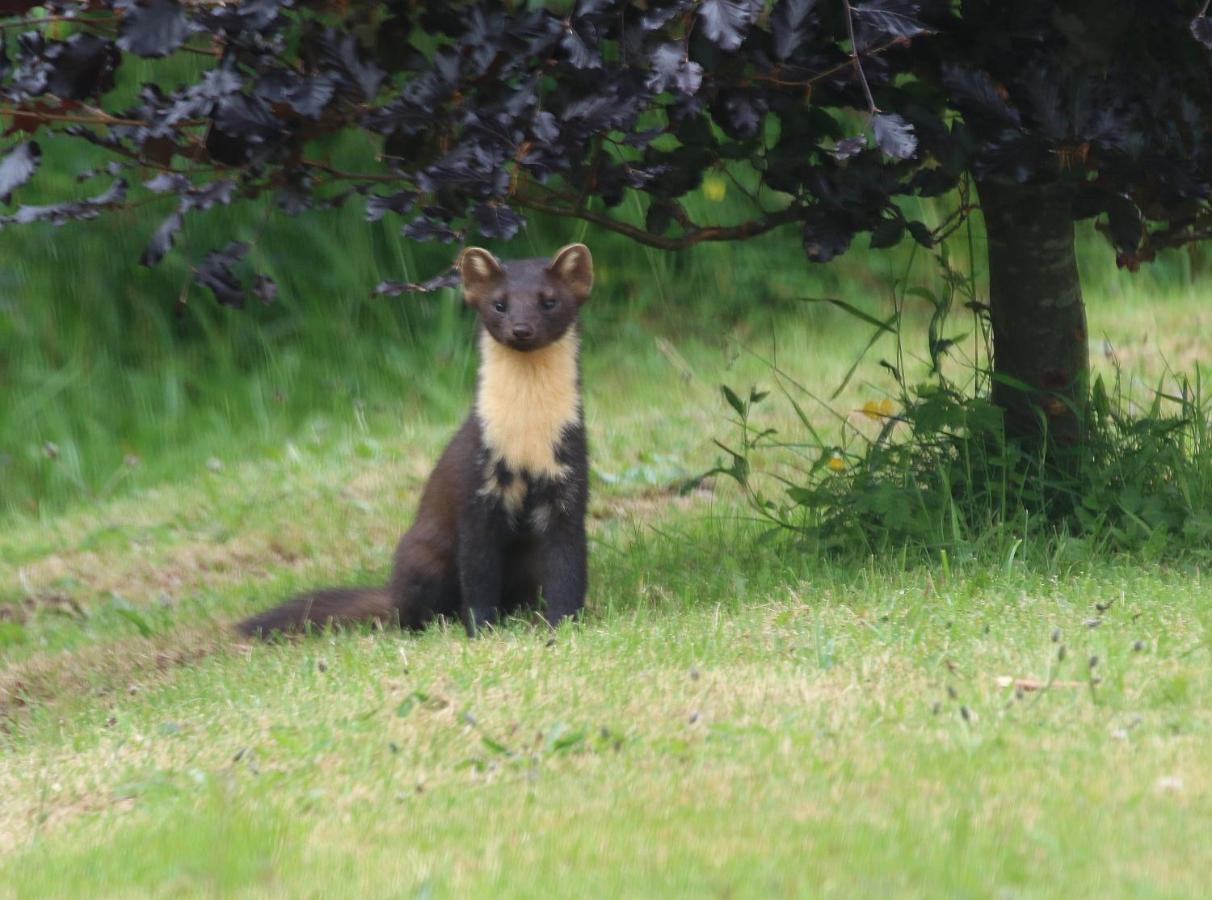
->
(647, 44), (704, 96)
(118, 0), (196, 59)
(697, 0), (761, 52)
(0, 141), (40, 200)
(852, 0), (926, 48)
(194, 240), (250, 308)
(873, 113), (917, 160)
(771, 0), (818, 60)
(1192, 15), (1212, 49)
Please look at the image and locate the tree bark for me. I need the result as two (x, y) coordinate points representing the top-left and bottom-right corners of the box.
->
(976, 179), (1089, 458)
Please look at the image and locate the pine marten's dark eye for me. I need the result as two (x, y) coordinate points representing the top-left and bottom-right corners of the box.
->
(540, 295), (558, 311)
(492, 299), (507, 313)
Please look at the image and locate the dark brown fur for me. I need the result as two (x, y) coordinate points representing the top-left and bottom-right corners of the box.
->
(237, 244), (592, 639)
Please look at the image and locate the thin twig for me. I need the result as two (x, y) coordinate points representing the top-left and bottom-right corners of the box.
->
(513, 181), (801, 251)
(0, 107), (162, 128)
(842, 0), (878, 113)
(751, 37), (905, 91)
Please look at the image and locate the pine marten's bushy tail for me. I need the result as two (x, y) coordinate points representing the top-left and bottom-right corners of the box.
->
(236, 587), (396, 638)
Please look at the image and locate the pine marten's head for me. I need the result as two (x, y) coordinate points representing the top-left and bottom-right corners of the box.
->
(458, 244), (593, 352)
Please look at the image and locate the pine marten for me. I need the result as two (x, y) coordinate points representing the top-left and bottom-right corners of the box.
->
(237, 244), (593, 638)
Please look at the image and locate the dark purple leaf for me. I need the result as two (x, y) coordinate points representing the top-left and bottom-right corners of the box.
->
(45, 34), (119, 100)
(276, 174), (311, 216)
(253, 273), (277, 304)
(802, 209), (855, 262)
(182, 179), (237, 211)
(873, 113), (916, 160)
(941, 66), (1022, 129)
(1104, 193), (1143, 255)
(403, 215), (459, 243)
(531, 111), (560, 143)
(254, 69), (337, 119)
(118, 0), (196, 59)
(473, 203), (525, 240)
(1192, 15), (1212, 49)
(0, 179), (127, 226)
(697, 0), (761, 52)
(0, 141), (40, 200)
(868, 216), (904, 249)
(213, 94), (280, 149)
(641, 2), (693, 32)
(852, 0), (926, 48)
(907, 220), (933, 247)
(622, 162), (671, 188)
(771, 0), (818, 60)
(560, 25), (602, 70)
(832, 134), (867, 160)
(194, 241), (250, 308)
(646, 200), (673, 235)
(718, 91), (766, 139)
(374, 269), (460, 296)
(647, 44), (703, 96)
(365, 191), (417, 222)
(144, 171), (190, 193)
(140, 210), (183, 266)
(316, 28), (385, 102)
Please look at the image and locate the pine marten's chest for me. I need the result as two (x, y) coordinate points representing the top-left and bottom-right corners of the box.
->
(474, 328), (582, 526)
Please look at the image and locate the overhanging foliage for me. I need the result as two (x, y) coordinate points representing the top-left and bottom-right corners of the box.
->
(1, 1), (1212, 306)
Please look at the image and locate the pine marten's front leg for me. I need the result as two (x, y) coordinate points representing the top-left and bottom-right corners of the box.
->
(458, 503), (505, 635)
(539, 520), (587, 626)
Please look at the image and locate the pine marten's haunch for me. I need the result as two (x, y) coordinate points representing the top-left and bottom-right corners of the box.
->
(237, 244), (593, 638)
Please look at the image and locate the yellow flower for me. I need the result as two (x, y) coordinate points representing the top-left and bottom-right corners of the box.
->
(861, 398), (895, 420)
(703, 175), (727, 202)
(826, 453), (846, 473)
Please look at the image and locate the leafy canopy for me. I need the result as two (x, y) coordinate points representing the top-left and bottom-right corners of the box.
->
(2, 1), (1212, 305)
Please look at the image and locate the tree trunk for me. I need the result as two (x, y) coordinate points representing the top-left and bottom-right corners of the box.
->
(976, 179), (1089, 459)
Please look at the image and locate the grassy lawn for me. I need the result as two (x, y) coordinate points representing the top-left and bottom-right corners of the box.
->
(2, 276), (1211, 896)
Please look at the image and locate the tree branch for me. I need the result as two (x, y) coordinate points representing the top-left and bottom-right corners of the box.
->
(512, 187), (801, 251)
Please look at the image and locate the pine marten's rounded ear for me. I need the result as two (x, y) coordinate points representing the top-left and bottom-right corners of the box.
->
(547, 243), (593, 303)
(458, 247), (504, 306)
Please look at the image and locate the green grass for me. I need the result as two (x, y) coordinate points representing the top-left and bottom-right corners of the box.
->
(2, 282), (1211, 895)
(3, 145), (1212, 892)
(3, 154), (1208, 520)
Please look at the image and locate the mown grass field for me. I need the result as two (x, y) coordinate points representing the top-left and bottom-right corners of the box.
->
(2, 245), (1211, 896)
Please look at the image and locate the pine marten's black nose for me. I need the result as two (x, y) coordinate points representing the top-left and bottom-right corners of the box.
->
(512, 323), (535, 340)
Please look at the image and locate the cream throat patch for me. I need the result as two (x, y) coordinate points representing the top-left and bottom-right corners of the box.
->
(475, 328), (581, 481)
